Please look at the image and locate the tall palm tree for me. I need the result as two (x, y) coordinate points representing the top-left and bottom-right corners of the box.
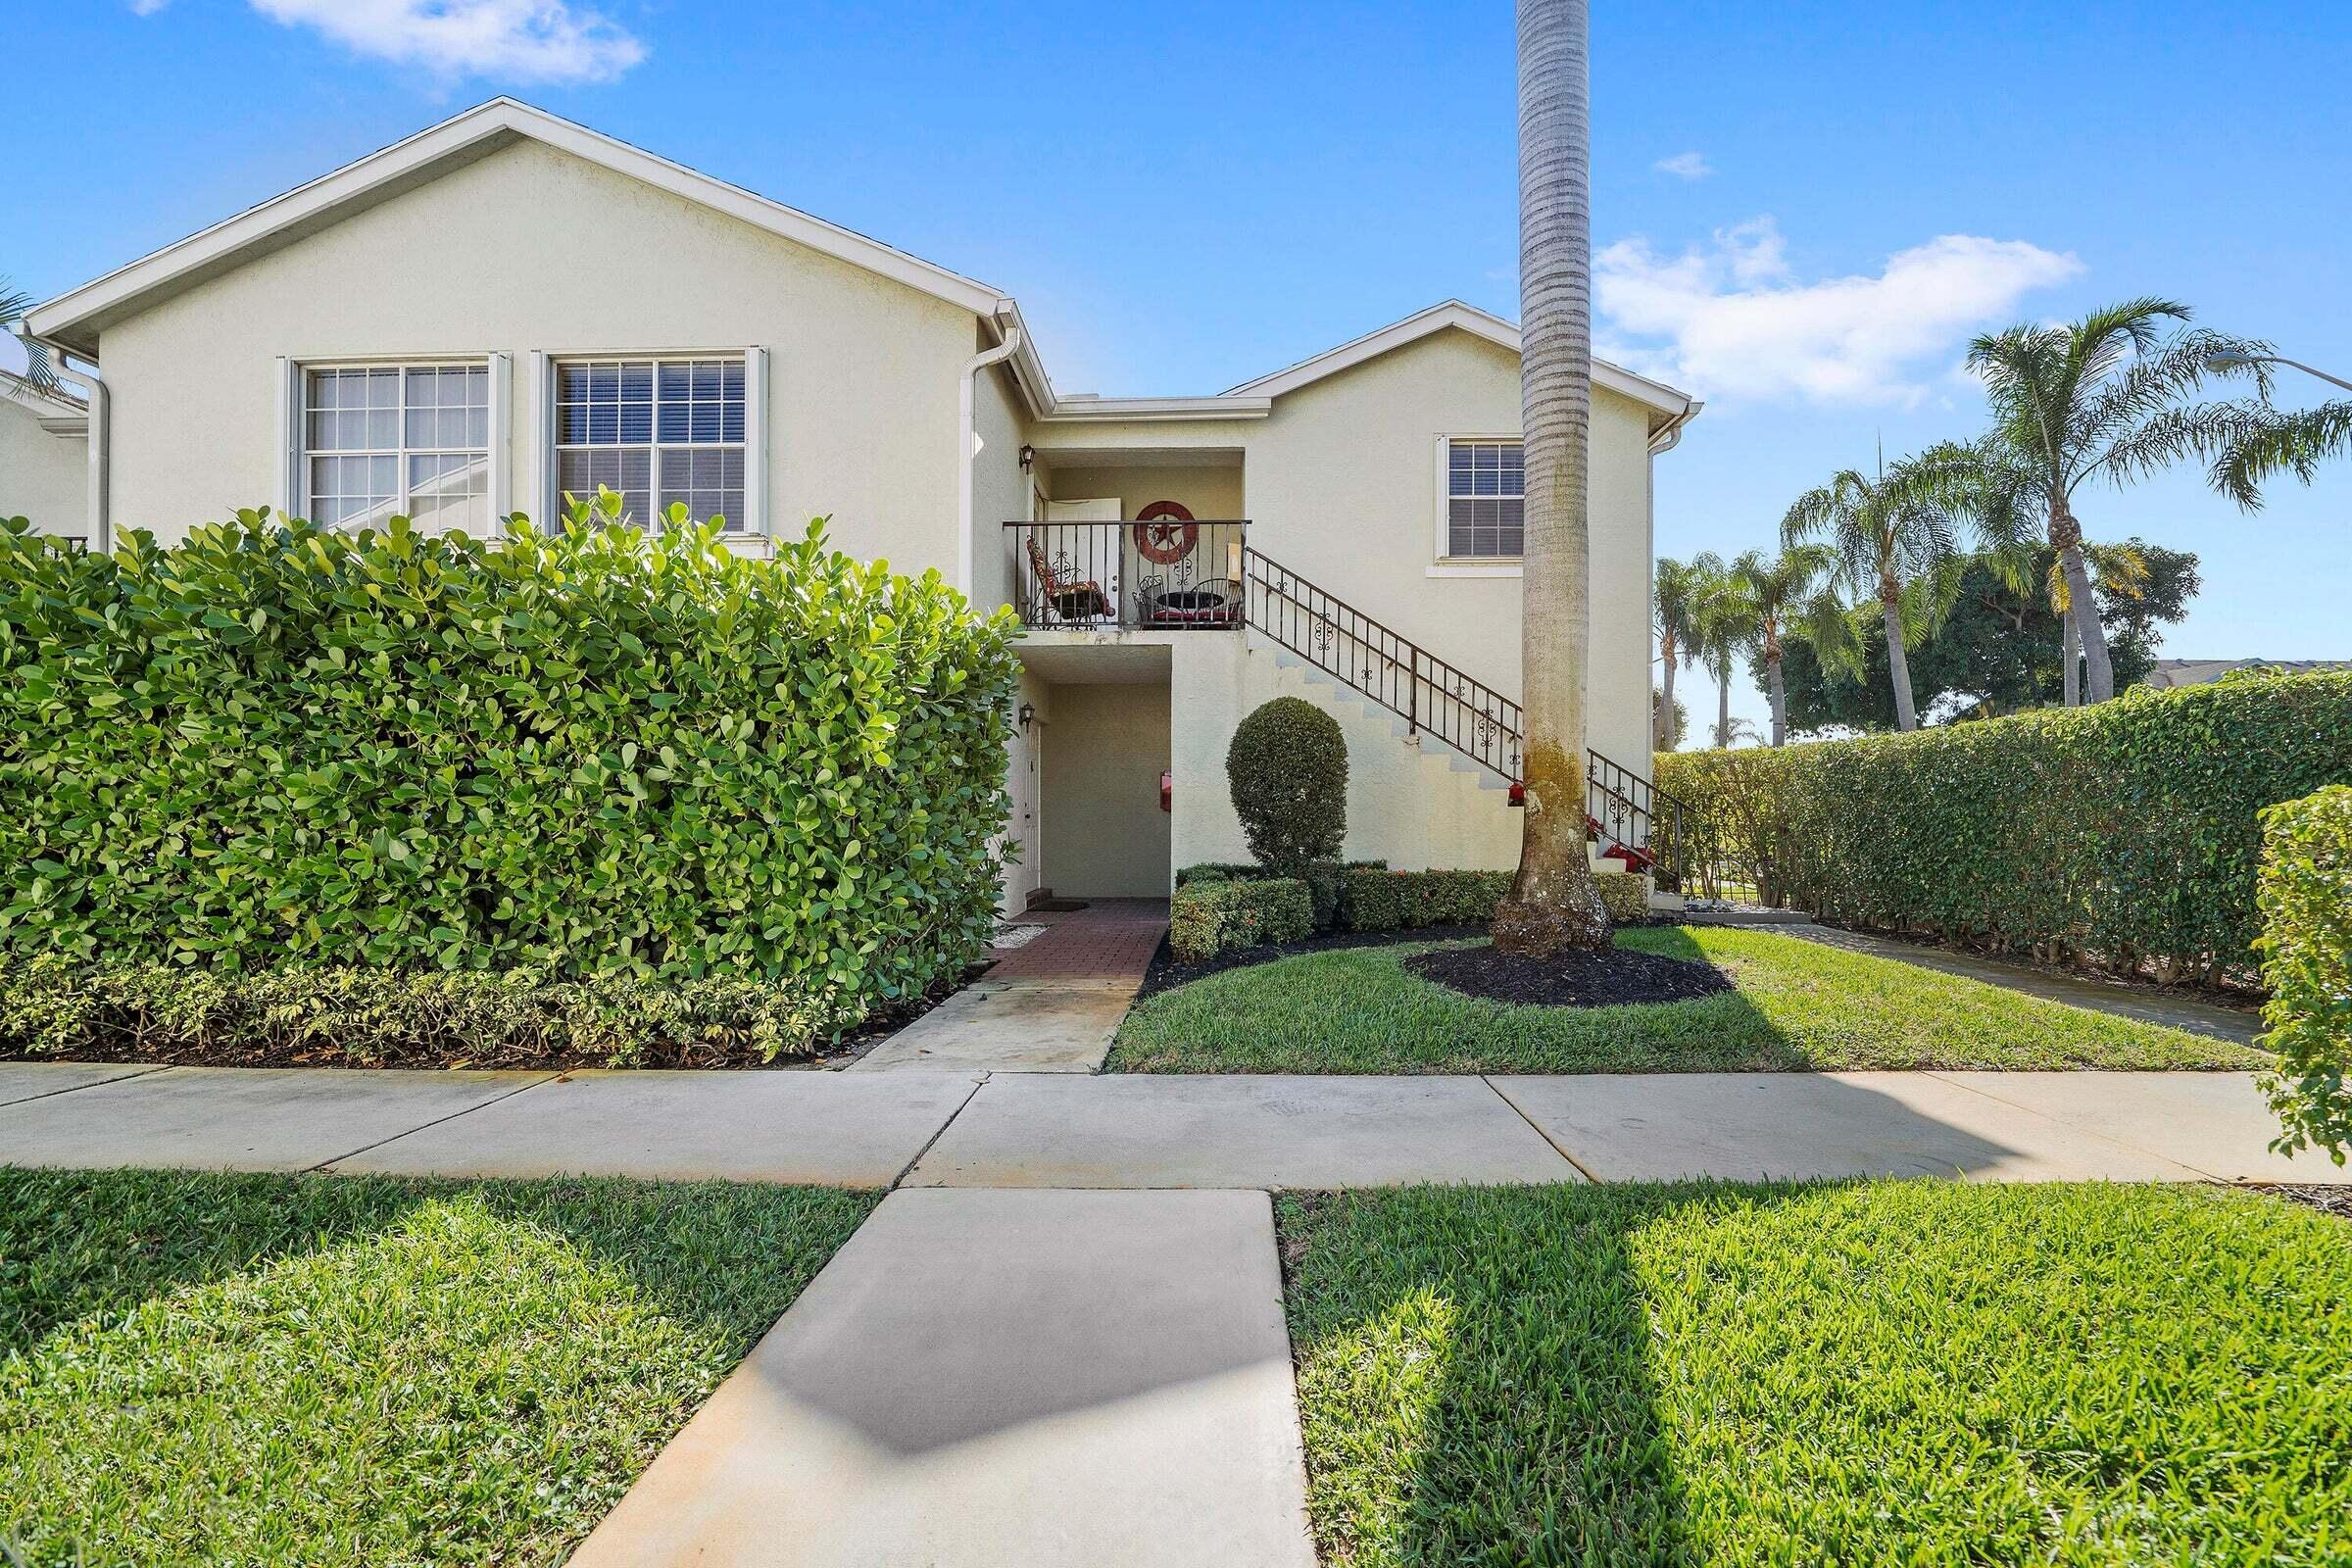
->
(2043, 540), (2150, 707)
(2217, 401), (2352, 507)
(1684, 551), (1741, 748)
(1492, 0), (1609, 956)
(1, 276), (61, 395)
(1781, 450), (1969, 731)
(1962, 299), (2272, 703)
(1721, 544), (1850, 745)
(1652, 554), (1706, 752)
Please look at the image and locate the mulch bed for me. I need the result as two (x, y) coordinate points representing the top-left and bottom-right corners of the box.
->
(1403, 942), (1734, 1008)
(1135, 925), (1495, 1001)
(2268, 1185), (2352, 1222)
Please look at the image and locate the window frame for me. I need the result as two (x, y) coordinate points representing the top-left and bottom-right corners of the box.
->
(280, 353), (511, 535)
(539, 348), (767, 541)
(1429, 433), (1527, 578)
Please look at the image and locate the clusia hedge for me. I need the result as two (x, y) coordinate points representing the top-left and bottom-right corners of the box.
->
(1656, 671), (2352, 983)
(0, 502), (1021, 1019)
(2255, 786), (2352, 1161)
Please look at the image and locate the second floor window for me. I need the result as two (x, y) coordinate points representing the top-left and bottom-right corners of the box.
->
(555, 358), (746, 529)
(1446, 439), (1524, 559)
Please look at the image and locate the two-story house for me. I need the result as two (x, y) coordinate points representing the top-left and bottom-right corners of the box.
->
(24, 99), (1699, 914)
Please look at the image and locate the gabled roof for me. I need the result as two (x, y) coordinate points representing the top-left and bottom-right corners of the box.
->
(24, 98), (1013, 358)
(1227, 300), (1698, 430)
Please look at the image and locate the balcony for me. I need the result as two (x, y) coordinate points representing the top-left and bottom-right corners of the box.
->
(1005, 519), (1250, 631)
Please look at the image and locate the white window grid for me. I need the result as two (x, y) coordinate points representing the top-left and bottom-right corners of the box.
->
(553, 357), (748, 531)
(303, 365), (493, 536)
(1445, 438), (1525, 560)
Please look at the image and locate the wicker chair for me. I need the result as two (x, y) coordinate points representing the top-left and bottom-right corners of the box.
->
(1024, 533), (1111, 623)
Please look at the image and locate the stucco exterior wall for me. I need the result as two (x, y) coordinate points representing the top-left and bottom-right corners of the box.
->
(970, 358), (1029, 618)
(1039, 680), (1172, 898)
(1016, 328), (1657, 774)
(95, 138), (976, 567)
(1042, 464), (1246, 521)
(0, 398), (88, 539)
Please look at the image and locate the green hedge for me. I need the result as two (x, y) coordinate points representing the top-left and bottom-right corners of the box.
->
(0, 509), (1020, 1014)
(1656, 672), (2352, 979)
(0, 953), (839, 1067)
(1168, 878), (1314, 961)
(1174, 858), (1387, 888)
(1338, 867), (1647, 932)
(2256, 787), (2352, 1162)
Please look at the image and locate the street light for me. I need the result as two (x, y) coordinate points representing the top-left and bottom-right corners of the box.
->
(2204, 349), (2352, 394)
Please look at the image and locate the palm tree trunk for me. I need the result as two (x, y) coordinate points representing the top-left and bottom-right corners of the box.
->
(1883, 587), (1919, 731)
(2061, 610), (2080, 707)
(1493, 0), (1609, 956)
(1656, 636), (1678, 751)
(2050, 498), (2114, 702)
(1767, 651), (1788, 746)
(1716, 666), (1731, 749)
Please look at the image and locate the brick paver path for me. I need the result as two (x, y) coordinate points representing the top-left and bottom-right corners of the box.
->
(987, 899), (1168, 983)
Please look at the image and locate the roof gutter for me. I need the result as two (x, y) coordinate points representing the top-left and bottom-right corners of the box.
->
(26, 336), (109, 551)
(1645, 398), (1702, 457)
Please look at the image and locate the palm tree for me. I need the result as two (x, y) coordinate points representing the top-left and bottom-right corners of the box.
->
(1720, 544), (1849, 745)
(1652, 555), (1706, 751)
(2217, 401), (2352, 507)
(1684, 551), (1741, 748)
(1, 276), (61, 395)
(1492, 0), (1609, 956)
(1781, 450), (1969, 731)
(1961, 299), (2272, 703)
(2043, 541), (2150, 707)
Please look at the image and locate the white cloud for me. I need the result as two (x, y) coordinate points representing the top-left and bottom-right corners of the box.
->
(128, 0), (172, 13)
(1595, 217), (2082, 405)
(1653, 151), (1713, 180)
(240, 0), (645, 83)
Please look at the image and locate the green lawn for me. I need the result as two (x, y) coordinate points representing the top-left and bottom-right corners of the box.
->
(1281, 1181), (2352, 1567)
(1112, 925), (2264, 1073)
(0, 1167), (874, 1568)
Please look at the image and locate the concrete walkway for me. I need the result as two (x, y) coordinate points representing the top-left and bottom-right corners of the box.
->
(852, 900), (1167, 1073)
(572, 1189), (1314, 1568)
(4, 1059), (2338, 1186)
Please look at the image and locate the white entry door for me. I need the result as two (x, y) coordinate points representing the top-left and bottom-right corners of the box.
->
(1042, 497), (1123, 622)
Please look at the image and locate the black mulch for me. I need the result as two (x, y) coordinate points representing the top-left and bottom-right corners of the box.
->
(1404, 941), (1734, 1008)
(1134, 925), (1496, 1002)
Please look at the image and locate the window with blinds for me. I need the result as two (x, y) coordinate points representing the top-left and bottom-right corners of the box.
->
(1445, 439), (1525, 559)
(554, 358), (747, 529)
(304, 365), (490, 534)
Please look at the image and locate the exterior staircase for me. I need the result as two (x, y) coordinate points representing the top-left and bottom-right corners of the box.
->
(1239, 547), (1690, 889)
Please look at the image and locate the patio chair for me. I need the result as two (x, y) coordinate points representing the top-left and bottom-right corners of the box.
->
(1025, 532), (1112, 623)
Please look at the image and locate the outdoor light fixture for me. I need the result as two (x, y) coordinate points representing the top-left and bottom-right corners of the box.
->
(2204, 349), (2352, 392)
(1018, 444), (1036, 470)
(1017, 702), (1036, 731)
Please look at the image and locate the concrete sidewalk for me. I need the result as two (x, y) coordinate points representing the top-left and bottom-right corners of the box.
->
(3, 1059), (2338, 1187)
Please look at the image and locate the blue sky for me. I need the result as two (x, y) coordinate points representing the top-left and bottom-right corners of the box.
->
(10, 1), (2349, 737)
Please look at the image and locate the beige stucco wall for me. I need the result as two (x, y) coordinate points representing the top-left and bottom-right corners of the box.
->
(971, 358), (1029, 619)
(95, 138), (976, 570)
(1039, 680), (1172, 898)
(1043, 464), (1245, 521)
(0, 397), (88, 539)
(1008, 328), (1657, 775)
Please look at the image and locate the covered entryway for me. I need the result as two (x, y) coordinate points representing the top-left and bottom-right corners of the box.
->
(1016, 640), (1174, 901)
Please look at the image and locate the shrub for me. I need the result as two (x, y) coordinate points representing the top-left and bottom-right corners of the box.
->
(0, 954), (842, 1067)
(1654, 672), (2352, 980)
(2256, 787), (2352, 1162)
(0, 506), (1020, 1016)
(1168, 878), (1314, 961)
(1176, 858), (1385, 888)
(1594, 869), (1649, 924)
(1226, 697), (1348, 874)
(1338, 866), (1648, 933)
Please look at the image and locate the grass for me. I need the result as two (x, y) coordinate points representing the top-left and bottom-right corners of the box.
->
(0, 1167), (875, 1568)
(1280, 1181), (2352, 1567)
(1111, 925), (2265, 1073)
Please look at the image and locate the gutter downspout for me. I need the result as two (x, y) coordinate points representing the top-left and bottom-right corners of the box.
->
(958, 308), (1021, 599)
(29, 337), (109, 552)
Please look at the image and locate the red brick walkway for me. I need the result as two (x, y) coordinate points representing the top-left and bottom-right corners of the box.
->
(989, 899), (1169, 983)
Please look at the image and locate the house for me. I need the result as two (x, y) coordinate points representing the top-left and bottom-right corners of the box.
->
(2141, 658), (2351, 690)
(23, 99), (1699, 913)
(0, 368), (91, 543)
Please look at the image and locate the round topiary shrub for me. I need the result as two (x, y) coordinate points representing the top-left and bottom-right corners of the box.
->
(1226, 697), (1348, 875)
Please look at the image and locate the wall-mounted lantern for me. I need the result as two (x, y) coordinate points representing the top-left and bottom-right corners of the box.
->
(1017, 702), (1036, 732)
(1018, 444), (1036, 471)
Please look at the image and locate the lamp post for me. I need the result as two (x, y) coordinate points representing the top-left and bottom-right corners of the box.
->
(2205, 349), (2352, 394)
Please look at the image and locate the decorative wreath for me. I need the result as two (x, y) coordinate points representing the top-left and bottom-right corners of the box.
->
(1132, 501), (1198, 564)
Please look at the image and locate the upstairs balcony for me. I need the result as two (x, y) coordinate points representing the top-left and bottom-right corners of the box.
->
(1005, 519), (1250, 631)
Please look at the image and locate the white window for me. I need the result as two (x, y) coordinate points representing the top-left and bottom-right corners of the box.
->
(1443, 438), (1525, 559)
(554, 357), (749, 531)
(303, 365), (492, 534)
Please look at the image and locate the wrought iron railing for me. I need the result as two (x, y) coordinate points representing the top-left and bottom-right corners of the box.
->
(1004, 520), (1250, 631)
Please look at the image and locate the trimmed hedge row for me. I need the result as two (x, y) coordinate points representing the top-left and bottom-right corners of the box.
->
(1169, 877), (1314, 960)
(1339, 867), (1649, 931)
(0, 508), (1020, 1014)
(0, 953), (840, 1067)
(2256, 787), (2352, 1161)
(1656, 671), (2352, 979)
